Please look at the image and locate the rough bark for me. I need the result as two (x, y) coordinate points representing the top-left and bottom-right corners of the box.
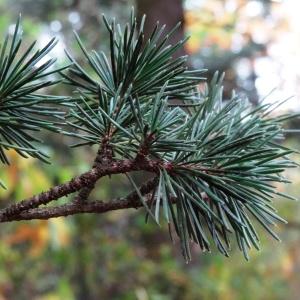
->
(136, 0), (186, 59)
(0, 157), (169, 222)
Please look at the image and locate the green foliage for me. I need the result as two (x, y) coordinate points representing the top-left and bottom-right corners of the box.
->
(0, 16), (69, 164)
(63, 11), (298, 260)
(0, 11), (298, 260)
(63, 11), (205, 102)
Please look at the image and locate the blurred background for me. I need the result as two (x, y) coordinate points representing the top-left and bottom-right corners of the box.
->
(0, 0), (300, 299)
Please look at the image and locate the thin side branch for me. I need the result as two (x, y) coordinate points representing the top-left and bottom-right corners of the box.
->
(0, 198), (149, 222)
(0, 177), (159, 222)
(0, 178), (212, 223)
(73, 137), (113, 203)
(0, 158), (165, 221)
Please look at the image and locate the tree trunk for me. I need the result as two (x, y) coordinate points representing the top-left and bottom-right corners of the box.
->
(136, 0), (186, 59)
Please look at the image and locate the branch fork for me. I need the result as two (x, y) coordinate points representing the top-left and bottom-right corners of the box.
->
(0, 141), (170, 223)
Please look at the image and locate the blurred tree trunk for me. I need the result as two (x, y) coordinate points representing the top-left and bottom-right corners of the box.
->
(136, 0), (186, 59)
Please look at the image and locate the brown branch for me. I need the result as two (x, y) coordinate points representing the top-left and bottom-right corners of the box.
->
(73, 137), (113, 203)
(0, 199), (147, 222)
(0, 158), (166, 221)
(0, 177), (160, 222)
(0, 190), (210, 223)
(135, 132), (156, 161)
(73, 123), (159, 205)
(0, 178), (215, 224)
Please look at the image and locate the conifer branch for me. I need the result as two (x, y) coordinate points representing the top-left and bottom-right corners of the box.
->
(0, 177), (159, 222)
(0, 11), (298, 260)
(73, 137), (113, 203)
(0, 157), (169, 220)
